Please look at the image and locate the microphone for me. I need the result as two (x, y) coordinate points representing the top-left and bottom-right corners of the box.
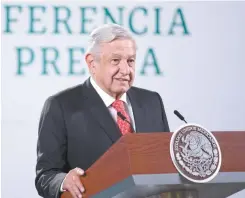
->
(174, 110), (187, 123)
(117, 112), (135, 133)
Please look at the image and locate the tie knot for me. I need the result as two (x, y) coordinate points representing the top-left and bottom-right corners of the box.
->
(111, 100), (124, 112)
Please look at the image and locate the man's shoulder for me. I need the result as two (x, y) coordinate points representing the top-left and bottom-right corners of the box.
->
(47, 83), (85, 103)
(130, 86), (159, 97)
(128, 86), (162, 104)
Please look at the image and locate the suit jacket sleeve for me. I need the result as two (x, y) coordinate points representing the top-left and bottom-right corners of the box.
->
(156, 92), (170, 132)
(35, 96), (67, 198)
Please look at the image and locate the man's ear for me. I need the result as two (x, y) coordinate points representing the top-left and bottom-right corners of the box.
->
(85, 53), (96, 74)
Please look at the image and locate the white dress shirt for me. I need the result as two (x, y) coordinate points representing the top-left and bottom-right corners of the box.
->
(90, 77), (136, 130)
(60, 77), (136, 191)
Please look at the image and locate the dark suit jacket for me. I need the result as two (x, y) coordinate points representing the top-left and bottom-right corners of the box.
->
(35, 78), (170, 198)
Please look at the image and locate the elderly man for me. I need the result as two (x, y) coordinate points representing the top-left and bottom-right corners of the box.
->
(35, 24), (170, 198)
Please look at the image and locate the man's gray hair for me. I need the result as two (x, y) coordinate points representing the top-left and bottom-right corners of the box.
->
(86, 24), (135, 56)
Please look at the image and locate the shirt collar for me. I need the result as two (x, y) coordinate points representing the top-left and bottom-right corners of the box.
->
(90, 77), (128, 107)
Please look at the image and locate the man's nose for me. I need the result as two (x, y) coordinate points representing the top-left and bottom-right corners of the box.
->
(119, 61), (130, 75)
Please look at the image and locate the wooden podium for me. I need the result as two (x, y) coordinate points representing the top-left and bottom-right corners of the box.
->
(61, 132), (245, 198)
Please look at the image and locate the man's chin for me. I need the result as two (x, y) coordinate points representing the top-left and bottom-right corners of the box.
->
(113, 86), (130, 95)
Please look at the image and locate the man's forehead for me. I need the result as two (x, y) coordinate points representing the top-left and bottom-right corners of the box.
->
(100, 40), (136, 57)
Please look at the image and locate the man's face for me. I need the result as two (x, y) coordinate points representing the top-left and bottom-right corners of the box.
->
(87, 39), (136, 98)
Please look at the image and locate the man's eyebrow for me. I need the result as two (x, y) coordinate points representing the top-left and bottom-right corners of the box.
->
(129, 54), (136, 58)
(110, 53), (136, 58)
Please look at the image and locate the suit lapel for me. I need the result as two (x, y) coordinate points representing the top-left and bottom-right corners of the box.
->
(82, 79), (122, 143)
(127, 88), (147, 133)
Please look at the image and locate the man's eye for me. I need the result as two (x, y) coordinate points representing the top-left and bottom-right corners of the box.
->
(128, 59), (135, 63)
(128, 59), (135, 66)
(112, 59), (120, 64)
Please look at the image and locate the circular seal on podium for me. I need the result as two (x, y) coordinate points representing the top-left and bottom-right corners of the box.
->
(170, 124), (222, 183)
